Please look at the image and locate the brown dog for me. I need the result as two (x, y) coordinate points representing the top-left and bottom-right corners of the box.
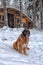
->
(13, 29), (30, 55)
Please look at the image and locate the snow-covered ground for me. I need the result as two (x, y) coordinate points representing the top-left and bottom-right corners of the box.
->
(0, 26), (43, 65)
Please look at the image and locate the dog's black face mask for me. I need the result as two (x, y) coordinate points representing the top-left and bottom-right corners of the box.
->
(22, 29), (30, 37)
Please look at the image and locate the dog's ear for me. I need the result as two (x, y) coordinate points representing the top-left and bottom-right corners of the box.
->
(22, 29), (27, 37)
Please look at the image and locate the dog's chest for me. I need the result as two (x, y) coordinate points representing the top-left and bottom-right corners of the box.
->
(22, 44), (27, 48)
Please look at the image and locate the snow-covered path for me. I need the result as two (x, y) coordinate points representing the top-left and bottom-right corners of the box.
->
(0, 27), (43, 65)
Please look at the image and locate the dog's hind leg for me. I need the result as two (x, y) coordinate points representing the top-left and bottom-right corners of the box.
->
(13, 42), (17, 50)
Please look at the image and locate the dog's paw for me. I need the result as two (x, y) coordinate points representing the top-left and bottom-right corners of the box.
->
(24, 53), (28, 56)
(27, 47), (30, 50)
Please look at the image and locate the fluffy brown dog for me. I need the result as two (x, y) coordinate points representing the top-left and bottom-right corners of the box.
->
(13, 29), (30, 55)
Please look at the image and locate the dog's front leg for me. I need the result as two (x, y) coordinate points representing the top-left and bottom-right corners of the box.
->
(17, 42), (23, 54)
(23, 46), (27, 55)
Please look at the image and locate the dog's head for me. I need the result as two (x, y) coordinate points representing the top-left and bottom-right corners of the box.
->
(22, 29), (30, 38)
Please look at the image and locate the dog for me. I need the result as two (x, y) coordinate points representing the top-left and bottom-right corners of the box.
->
(13, 29), (30, 55)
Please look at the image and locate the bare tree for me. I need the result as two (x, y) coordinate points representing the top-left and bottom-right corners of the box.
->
(19, 0), (23, 27)
(32, 0), (36, 27)
(40, 0), (43, 29)
(3, 0), (8, 26)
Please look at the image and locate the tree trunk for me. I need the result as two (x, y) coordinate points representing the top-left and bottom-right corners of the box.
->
(40, 0), (43, 29)
(32, 0), (36, 27)
(3, 0), (8, 26)
(19, 0), (23, 27)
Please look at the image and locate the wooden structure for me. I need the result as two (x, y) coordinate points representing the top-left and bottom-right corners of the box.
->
(0, 8), (34, 29)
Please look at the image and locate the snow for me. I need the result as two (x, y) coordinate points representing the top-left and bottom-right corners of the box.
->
(0, 26), (43, 65)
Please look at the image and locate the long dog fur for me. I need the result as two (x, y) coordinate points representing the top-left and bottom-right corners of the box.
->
(13, 29), (30, 55)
